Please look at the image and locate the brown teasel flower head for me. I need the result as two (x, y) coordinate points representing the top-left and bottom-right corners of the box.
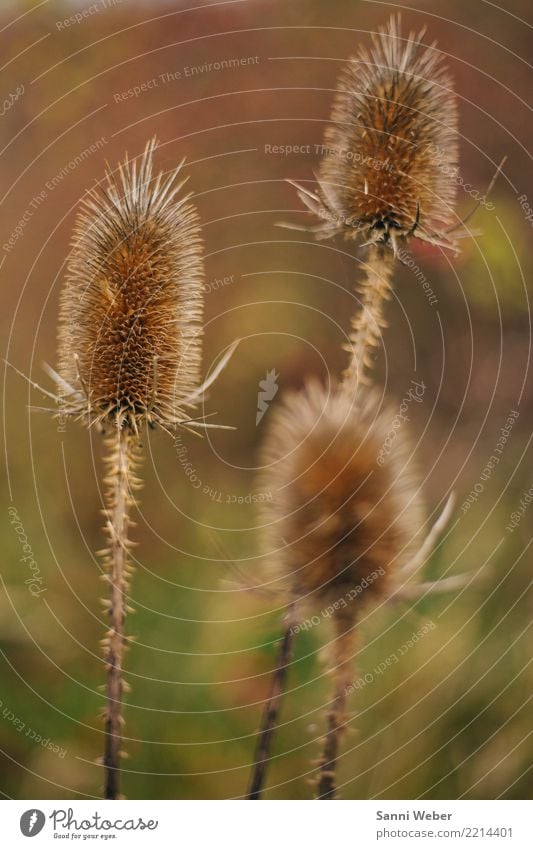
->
(290, 15), (459, 254)
(55, 138), (205, 434)
(258, 381), (424, 649)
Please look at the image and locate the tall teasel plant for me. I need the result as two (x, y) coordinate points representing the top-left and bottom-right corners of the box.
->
(254, 382), (424, 798)
(248, 16), (476, 799)
(26, 138), (234, 798)
(250, 378), (464, 799)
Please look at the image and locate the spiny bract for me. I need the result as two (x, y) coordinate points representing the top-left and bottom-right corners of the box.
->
(297, 15), (458, 252)
(258, 380), (423, 614)
(57, 137), (204, 432)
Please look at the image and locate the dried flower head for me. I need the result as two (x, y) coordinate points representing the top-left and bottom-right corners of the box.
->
(56, 137), (204, 432)
(259, 380), (423, 620)
(291, 15), (459, 254)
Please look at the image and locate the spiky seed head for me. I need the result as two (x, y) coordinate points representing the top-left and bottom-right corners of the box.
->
(57, 137), (204, 431)
(299, 15), (458, 250)
(258, 381), (423, 620)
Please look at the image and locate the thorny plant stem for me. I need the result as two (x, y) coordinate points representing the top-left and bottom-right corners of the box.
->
(317, 246), (392, 796)
(247, 602), (296, 799)
(343, 245), (394, 390)
(316, 681), (347, 799)
(103, 425), (135, 800)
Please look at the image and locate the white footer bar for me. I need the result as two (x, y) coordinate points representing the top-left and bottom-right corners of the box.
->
(3, 799), (531, 848)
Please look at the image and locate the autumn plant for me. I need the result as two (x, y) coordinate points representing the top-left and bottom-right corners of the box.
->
(248, 15), (480, 799)
(254, 382), (423, 798)
(22, 138), (234, 798)
(286, 15), (463, 387)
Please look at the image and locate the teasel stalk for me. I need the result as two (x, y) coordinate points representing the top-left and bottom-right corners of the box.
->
(17, 137), (235, 798)
(342, 245), (393, 388)
(100, 427), (140, 801)
(247, 600), (296, 799)
(316, 614), (354, 800)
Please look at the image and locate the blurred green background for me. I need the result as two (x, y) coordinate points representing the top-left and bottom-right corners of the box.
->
(1, 0), (531, 800)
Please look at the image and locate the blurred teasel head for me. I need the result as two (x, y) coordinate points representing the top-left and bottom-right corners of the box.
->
(258, 380), (423, 653)
(56, 137), (205, 433)
(291, 15), (459, 255)
(252, 379), (463, 799)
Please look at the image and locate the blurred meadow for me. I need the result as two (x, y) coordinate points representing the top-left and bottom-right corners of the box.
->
(1, 0), (532, 800)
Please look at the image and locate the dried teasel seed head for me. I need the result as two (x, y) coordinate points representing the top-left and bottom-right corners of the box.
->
(258, 381), (424, 620)
(57, 137), (204, 431)
(296, 15), (458, 252)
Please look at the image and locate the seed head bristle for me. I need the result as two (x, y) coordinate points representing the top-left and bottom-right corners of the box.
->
(57, 137), (204, 431)
(298, 15), (458, 251)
